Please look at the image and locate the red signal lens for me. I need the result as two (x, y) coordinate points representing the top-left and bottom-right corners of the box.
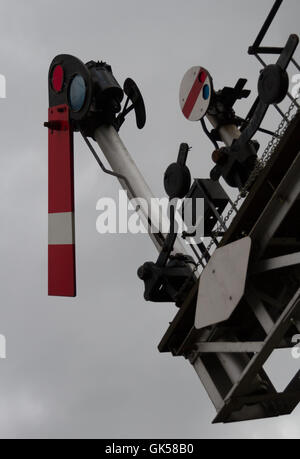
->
(52, 65), (64, 93)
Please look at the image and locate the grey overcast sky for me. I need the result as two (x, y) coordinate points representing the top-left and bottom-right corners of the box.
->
(0, 0), (299, 439)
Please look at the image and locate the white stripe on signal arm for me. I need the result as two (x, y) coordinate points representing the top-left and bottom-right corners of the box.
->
(49, 212), (75, 245)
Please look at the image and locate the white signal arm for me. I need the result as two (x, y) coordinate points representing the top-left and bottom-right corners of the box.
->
(94, 125), (189, 255)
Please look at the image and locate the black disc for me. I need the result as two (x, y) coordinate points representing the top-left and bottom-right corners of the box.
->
(258, 64), (289, 105)
(164, 163), (191, 199)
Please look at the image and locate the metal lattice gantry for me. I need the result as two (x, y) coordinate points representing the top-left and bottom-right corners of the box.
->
(159, 107), (300, 423)
(158, 1), (300, 423)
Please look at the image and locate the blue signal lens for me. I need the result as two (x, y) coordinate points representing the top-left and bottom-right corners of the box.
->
(69, 75), (86, 112)
(203, 84), (210, 100)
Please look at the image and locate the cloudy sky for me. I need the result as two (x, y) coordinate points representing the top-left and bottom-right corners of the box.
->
(0, 0), (299, 439)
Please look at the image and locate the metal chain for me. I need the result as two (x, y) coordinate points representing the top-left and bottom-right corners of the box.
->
(200, 95), (300, 262)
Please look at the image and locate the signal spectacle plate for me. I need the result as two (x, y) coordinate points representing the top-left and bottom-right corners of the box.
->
(48, 55), (93, 122)
(180, 66), (213, 121)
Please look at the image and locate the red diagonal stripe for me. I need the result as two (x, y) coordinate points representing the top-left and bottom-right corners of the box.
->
(183, 70), (207, 119)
